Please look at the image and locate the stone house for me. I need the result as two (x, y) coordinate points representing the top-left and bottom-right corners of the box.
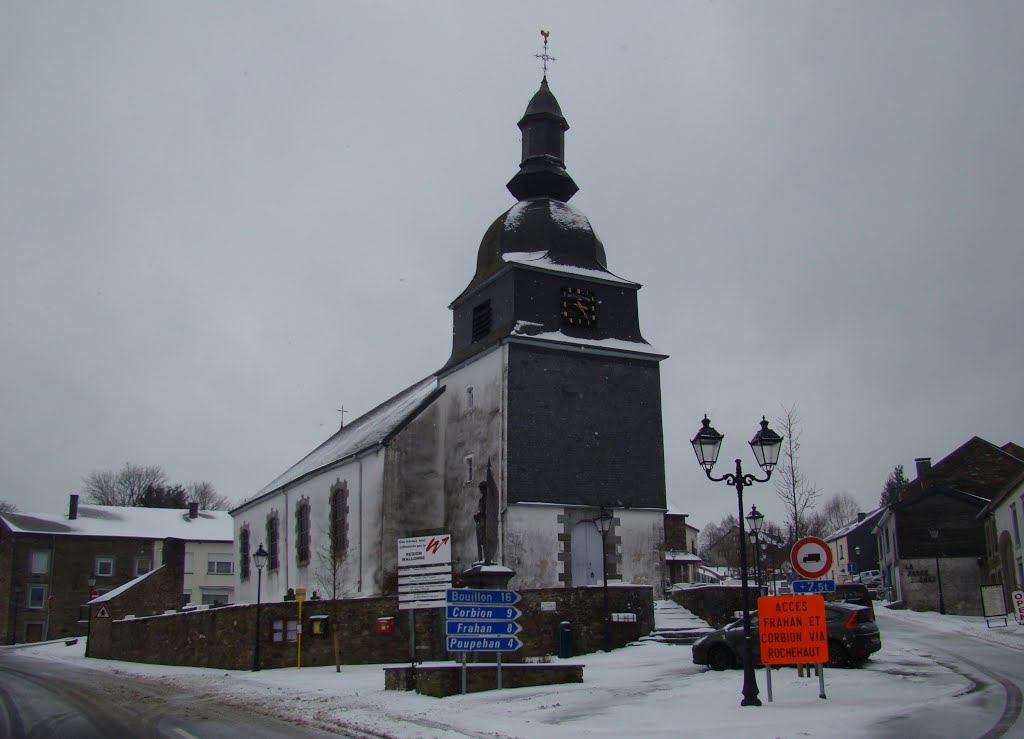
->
(231, 76), (669, 608)
(664, 511), (701, 585)
(977, 442), (1024, 602)
(873, 438), (1024, 614)
(0, 495), (232, 643)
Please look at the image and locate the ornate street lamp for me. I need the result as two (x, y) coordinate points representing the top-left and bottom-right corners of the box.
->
(593, 507), (614, 652)
(84, 572), (97, 657)
(928, 529), (946, 614)
(854, 545), (862, 581)
(692, 415), (782, 707)
(252, 543), (270, 671)
(746, 505), (765, 594)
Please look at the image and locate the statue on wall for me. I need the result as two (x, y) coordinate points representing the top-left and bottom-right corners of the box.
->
(473, 460), (496, 564)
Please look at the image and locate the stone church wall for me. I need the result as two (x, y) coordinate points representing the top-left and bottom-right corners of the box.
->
(87, 585), (654, 669)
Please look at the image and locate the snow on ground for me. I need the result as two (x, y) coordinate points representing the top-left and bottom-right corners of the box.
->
(9, 601), (1022, 738)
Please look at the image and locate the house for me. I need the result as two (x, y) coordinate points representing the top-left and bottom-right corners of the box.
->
(977, 442), (1024, 602)
(231, 75), (669, 606)
(665, 510), (701, 585)
(0, 494), (233, 643)
(872, 438), (1024, 615)
(824, 508), (885, 583)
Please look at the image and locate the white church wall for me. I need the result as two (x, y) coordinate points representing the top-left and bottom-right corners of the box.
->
(232, 449), (387, 603)
(503, 503), (564, 588)
(615, 508), (666, 590)
(437, 345), (506, 571)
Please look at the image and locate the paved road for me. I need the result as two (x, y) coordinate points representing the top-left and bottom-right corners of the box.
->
(865, 611), (1024, 739)
(0, 650), (353, 739)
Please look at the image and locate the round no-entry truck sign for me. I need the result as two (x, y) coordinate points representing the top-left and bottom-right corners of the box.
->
(790, 536), (832, 579)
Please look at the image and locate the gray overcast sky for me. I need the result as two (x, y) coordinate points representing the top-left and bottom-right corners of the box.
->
(2, 2), (1022, 533)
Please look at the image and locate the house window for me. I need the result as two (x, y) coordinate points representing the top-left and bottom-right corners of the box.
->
(184, 552), (194, 574)
(466, 386), (474, 410)
(465, 455), (474, 485)
(239, 526), (251, 580)
(207, 553), (234, 575)
(201, 590), (231, 606)
(29, 550), (50, 575)
(135, 557), (153, 577)
(471, 300), (492, 342)
(27, 585), (46, 610)
(1013, 503), (1021, 547)
(296, 499), (311, 565)
(267, 514), (280, 570)
(331, 480), (348, 558)
(95, 556), (115, 577)
(839, 543), (844, 560)
(271, 618), (298, 643)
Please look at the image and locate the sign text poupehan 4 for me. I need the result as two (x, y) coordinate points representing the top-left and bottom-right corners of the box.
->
(757, 594), (828, 665)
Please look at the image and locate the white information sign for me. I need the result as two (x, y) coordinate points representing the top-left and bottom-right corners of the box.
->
(398, 534), (452, 611)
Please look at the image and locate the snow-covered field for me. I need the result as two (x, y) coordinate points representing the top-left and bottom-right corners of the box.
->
(9, 602), (1024, 738)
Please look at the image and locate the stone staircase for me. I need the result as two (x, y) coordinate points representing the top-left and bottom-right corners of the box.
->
(635, 598), (715, 646)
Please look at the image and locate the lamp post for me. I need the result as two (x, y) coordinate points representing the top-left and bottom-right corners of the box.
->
(928, 529), (946, 615)
(854, 545), (862, 582)
(593, 507), (613, 652)
(746, 505), (765, 595)
(252, 543), (269, 671)
(692, 415), (783, 707)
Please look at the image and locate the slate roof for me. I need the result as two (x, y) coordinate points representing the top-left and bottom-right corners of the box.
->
(903, 436), (1024, 502)
(0, 505), (232, 541)
(236, 375), (443, 511)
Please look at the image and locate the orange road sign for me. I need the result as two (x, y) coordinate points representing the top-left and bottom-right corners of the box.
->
(757, 594), (827, 665)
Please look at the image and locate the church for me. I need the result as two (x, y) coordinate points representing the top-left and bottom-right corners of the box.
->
(231, 71), (669, 604)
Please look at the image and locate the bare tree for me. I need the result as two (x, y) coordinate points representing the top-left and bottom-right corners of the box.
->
(82, 463), (168, 506)
(186, 481), (232, 511)
(815, 491), (862, 537)
(314, 524), (346, 672)
(773, 404), (821, 542)
(0, 499), (18, 516)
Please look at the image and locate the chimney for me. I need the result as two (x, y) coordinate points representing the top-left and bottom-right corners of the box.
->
(857, 512), (866, 522)
(69, 494), (79, 520)
(188, 502), (199, 519)
(915, 457), (932, 477)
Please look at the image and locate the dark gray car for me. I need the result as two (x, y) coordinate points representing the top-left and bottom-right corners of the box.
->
(692, 601), (881, 670)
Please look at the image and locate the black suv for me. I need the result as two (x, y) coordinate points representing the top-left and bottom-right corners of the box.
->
(692, 602), (881, 670)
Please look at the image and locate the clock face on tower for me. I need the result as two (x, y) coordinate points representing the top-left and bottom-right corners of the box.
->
(560, 286), (597, 327)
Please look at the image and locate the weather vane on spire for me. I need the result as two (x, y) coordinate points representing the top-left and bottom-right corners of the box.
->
(535, 30), (556, 79)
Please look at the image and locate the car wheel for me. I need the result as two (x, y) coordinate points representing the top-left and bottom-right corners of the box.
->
(708, 646), (735, 671)
(827, 639), (849, 669)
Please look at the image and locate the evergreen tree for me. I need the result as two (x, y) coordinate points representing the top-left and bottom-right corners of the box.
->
(879, 464), (909, 507)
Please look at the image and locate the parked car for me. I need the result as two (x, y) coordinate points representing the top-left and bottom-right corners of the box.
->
(859, 570), (882, 586)
(692, 601), (881, 670)
(827, 583), (875, 616)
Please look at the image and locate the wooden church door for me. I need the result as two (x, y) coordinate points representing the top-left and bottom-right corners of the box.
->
(571, 520), (605, 586)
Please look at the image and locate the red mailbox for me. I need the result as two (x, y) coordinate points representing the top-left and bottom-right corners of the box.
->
(375, 617), (395, 634)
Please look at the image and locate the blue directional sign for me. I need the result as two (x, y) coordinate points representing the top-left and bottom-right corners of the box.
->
(446, 620), (522, 636)
(446, 588), (520, 605)
(446, 604), (521, 621)
(793, 579), (836, 594)
(446, 635), (522, 652)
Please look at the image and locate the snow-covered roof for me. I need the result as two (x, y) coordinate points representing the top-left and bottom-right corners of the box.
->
(90, 565), (164, 603)
(510, 321), (665, 358)
(241, 375), (442, 507)
(825, 507), (887, 542)
(502, 250), (638, 286)
(665, 550), (702, 563)
(0, 505), (233, 541)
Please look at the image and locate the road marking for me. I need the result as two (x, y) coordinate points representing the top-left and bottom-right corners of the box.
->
(173, 728), (200, 739)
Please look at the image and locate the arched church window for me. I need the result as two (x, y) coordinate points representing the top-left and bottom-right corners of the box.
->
(239, 525), (251, 580)
(267, 513), (280, 570)
(296, 499), (311, 565)
(330, 480), (348, 557)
